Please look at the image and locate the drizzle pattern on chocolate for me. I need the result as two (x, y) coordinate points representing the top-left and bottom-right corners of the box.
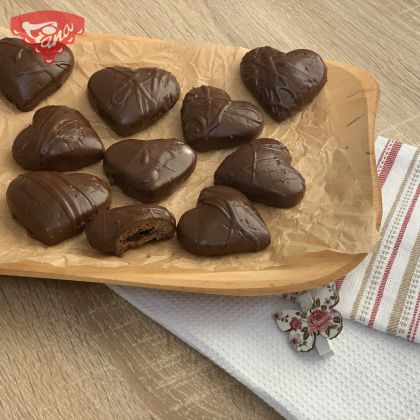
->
(6, 172), (111, 245)
(104, 138), (197, 202)
(181, 85), (263, 151)
(13, 105), (104, 171)
(240, 47), (327, 122)
(214, 138), (306, 208)
(176, 185), (271, 256)
(87, 66), (180, 136)
(0, 38), (74, 111)
(85, 204), (176, 256)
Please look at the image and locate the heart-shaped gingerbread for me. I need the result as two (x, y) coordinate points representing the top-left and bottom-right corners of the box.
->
(13, 105), (104, 171)
(104, 138), (197, 202)
(181, 85), (263, 151)
(240, 47), (327, 122)
(7, 171), (111, 245)
(214, 138), (306, 208)
(86, 204), (176, 256)
(0, 38), (74, 112)
(177, 185), (271, 256)
(87, 66), (180, 136)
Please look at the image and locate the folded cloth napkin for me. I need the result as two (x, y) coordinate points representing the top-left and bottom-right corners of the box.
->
(336, 136), (420, 343)
(110, 136), (420, 419)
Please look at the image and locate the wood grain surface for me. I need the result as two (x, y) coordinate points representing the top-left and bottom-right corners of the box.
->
(1, 0), (419, 418)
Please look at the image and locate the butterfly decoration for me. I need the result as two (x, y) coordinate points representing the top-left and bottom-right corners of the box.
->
(273, 283), (343, 352)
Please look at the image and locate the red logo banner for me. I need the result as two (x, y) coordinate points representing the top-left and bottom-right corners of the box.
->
(10, 11), (84, 64)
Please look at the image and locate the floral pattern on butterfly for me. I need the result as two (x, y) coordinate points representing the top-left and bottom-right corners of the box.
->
(274, 283), (343, 352)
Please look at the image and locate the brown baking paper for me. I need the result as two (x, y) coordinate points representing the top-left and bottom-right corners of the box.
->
(0, 29), (379, 270)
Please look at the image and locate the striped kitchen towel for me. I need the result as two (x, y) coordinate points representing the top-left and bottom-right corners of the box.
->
(336, 135), (420, 343)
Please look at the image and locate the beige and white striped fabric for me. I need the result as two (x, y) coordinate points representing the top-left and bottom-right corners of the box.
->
(337, 136), (420, 343)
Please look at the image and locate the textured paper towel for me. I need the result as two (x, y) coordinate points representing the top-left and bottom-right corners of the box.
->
(0, 30), (378, 271)
(110, 285), (420, 420)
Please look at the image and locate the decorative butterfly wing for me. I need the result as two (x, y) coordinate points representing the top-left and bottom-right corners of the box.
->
(320, 309), (343, 339)
(283, 291), (300, 302)
(274, 310), (315, 352)
(288, 329), (315, 352)
(311, 282), (339, 309)
(274, 309), (301, 331)
(275, 283), (343, 353)
(305, 287), (343, 340)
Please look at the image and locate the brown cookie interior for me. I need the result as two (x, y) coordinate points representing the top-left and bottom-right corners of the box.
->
(115, 218), (174, 256)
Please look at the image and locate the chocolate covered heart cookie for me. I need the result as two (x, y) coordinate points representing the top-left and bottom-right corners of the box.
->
(13, 105), (104, 171)
(240, 47), (327, 122)
(7, 172), (111, 245)
(86, 204), (176, 256)
(214, 138), (305, 208)
(104, 138), (196, 202)
(181, 85), (263, 152)
(176, 185), (271, 256)
(0, 38), (74, 111)
(87, 66), (180, 136)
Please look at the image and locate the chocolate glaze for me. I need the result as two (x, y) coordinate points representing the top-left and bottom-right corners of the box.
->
(214, 138), (305, 208)
(87, 66), (180, 136)
(0, 38), (74, 112)
(181, 85), (263, 152)
(176, 185), (271, 256)
(104, 138), (197, 202)
(7, 172), (111, 245)
(13, 105), (104, 171)
(240, 47), (327, 122)
(86, 204), (176, 256)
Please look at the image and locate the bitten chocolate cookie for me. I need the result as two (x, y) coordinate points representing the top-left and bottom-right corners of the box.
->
(104, 138), (197, 202)
(240, 47), (327, 122)
(13, 105), (104, 171)
(0, 38), (74, 111)
(85, 204), (176, 256)
(181, 85), (263, 151)
(87, 66), (180, 136)
(7, 172), (111, 245)
(177, 185), (271, 256)
(214, 138), (305, 208)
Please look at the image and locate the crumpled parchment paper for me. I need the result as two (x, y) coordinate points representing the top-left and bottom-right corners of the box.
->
(0, 30), (379, 270)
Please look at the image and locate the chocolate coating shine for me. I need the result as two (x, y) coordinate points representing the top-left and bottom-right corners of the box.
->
(104, 138), (197, 203)
(0, 38), (74, 112)
(86, 204), (176, 256)
(177, 185), (271, 256)
(13, 105), (104, 171)
(87, 66), (180, 136)
(7, 172), (111, 245)
(214, 138), (305, 208)
(240, 47), (327, 122)
(181, 85), (263, 152)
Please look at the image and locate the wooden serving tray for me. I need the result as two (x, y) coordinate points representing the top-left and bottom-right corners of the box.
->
(0, 34), (381, 295)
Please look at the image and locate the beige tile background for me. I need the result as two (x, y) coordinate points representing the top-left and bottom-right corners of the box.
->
(0, 0), (419, 418)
